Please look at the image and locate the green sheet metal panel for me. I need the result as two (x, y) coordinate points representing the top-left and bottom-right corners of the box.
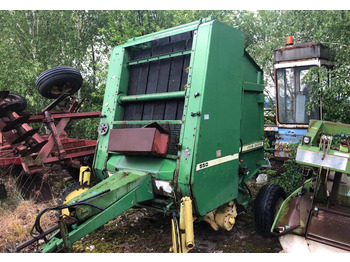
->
(94, 46), (130, 180)
(296, 120), (350, 174)
(93, 20), (201, 180)
(106, 154), (176, 180)
(179, 20), (245, 216)
(239, 53), (265, 180)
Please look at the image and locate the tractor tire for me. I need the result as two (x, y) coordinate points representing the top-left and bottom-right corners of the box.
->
(36, 66), (83, 99)
(3, 93), (27, 112)
(254, 184), (286, 237)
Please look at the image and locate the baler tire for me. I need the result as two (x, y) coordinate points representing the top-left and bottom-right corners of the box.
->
(36, 66), (83, 99)
(3, 93), (27, 112)
(254, 184), (286, 238)
(57, 183), (91, 216)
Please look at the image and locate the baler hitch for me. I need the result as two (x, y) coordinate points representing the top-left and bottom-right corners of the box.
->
(11, 189), (110, 252)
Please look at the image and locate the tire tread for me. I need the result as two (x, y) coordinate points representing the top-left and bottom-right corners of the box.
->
(36, 66), (82, 99)
(254, 184), (286, 237)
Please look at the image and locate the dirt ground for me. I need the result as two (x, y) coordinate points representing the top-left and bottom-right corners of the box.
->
(2, 165), (283, 253)
(70, 178), (282, 253)
(71, 206), (282, 253)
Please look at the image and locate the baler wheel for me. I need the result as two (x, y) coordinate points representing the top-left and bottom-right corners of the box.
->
(36, 66), (83, 99)
(254, 184), (286, 237)
(58, 183), (91, 216)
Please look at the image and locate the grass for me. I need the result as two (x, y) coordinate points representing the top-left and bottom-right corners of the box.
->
(0, 200), (56, 252)
(0, 168), (57, 253)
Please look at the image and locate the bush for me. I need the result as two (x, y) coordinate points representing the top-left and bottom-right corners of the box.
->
(270, 144), (303, 194)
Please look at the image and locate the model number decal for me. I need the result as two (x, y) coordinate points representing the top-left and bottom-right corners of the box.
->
(196, 154), (239, 171)
(198, 162), (209, 169)
(242, 141), (264, 152)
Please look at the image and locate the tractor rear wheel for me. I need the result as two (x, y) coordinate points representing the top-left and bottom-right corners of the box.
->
(254, 184), (286, 237)
(36, 66), (83, 99)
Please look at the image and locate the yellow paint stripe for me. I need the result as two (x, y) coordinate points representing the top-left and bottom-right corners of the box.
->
(196, 153), (239, 171)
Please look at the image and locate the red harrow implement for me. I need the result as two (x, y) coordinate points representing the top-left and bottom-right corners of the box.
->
(0, 66), (100, 199)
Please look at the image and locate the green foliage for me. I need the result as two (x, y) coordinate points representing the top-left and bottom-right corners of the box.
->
(263, 137), (273, 157)
(272, 161), (302, 195)
(259, 168), (277, 177)
(270, 144), (303, 194)
(67, 118), (100, 141)
(1, 10), (350, 139)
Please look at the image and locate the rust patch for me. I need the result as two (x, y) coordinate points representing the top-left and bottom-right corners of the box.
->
(119, 172), (130, 180)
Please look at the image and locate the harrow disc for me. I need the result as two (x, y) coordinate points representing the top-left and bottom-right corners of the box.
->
(26, 140), (48, 154)
(1, 115), (30, 132)
(0, 102), (20, 117)
(11, 128), (39, 144)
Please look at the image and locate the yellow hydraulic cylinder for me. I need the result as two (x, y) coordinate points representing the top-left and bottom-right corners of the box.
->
(182, 196), (195, 249)
(179, 201), (188, 253)
(171, 196), (195, 253)
(79, 166), (91, 186)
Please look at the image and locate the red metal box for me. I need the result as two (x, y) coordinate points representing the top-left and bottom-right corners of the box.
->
(108, 125), (169, 156)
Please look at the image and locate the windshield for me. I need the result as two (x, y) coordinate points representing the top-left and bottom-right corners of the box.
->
(276, 66), (320, 124)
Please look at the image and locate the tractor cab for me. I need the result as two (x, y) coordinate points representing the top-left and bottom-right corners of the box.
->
(270, 37), (334, 158)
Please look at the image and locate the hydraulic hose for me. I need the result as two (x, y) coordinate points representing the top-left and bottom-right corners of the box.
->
(31, 189), (110, 236)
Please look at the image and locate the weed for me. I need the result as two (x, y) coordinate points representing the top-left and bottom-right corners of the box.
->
(0, 199), (57, 252)
(0, 166), (59, 252)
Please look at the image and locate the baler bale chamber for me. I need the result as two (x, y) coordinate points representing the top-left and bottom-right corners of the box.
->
(95, 16), (266, 214)
(22, 17), (267, 253)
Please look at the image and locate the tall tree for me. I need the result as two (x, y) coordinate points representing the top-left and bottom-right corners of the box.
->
(1, 10), (350, 139)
